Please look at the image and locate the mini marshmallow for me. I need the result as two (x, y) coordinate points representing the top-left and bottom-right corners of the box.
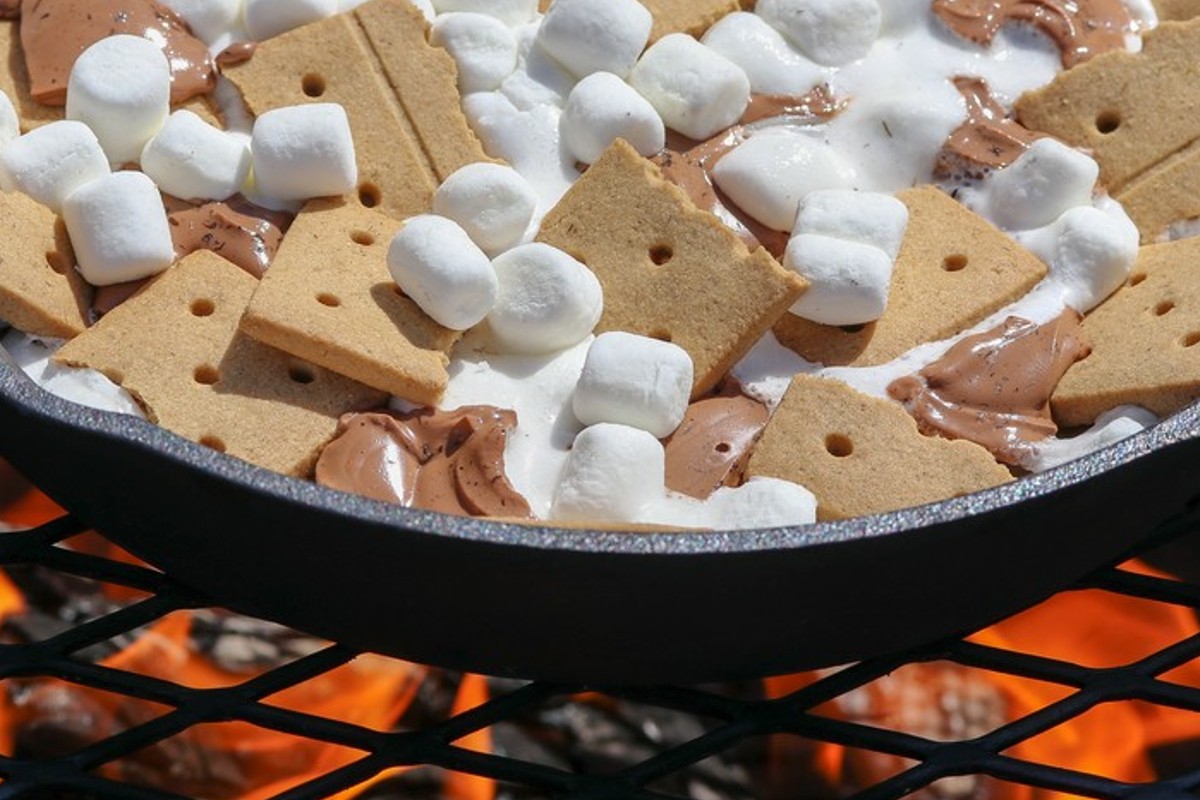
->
(65, 35), (171, 166)
(431, 13), (519, 94)
(387, 214), (498, 330)
(0, 90), (18, 150)
(141, 110), (252, 201)
(432, 162), (538, 253)
(704, 477), (818, 529)
(757, 0), (882, 66)
(795, 190), (909, 260)
(712, 129), (854, 232)
(250, 104), (357, 201)
(62, 171), (176, 286)
(535, 0), (653, 80)
(158, 0), (243, 43)
(560, 72), (665, 163)
(243, 0), (337, 41)
(500, 22), (577, 110)
(630, 34), (750, 141)
(0, 121), (110, 211)
(1049, 203), (1139, 312)
(701, 12), (826, 97)
(573, 331), (694, 438)
(550, 423), (666, 523)
(785, 234), (894, 325)
(487, 243), (603, 354)
(432, 0), (538, 25)
(986, 139), (1100, 231)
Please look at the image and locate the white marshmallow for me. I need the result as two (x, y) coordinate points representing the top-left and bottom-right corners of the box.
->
(795, 190), (909, 260)
(141, 110), (252, 201)
(158, 0), (243, 43)
(1022, 406), (1157, 473)
(243, 0), (337, 41)
(431, 13), (519, 94)
(411, 0), (436, 21)
(712, 129), (854, 232)
(550, 423), (666, 524)
(431, 0), (537, 25)
(0, 90), (18, 151)
(487, 243), (603, 354)
(757, 0), (882, 66)
(1049, 203), (1139, 312)
(630, 34), (750, 141)
(62, 172), (176, 286)
(65, 35), (171, 166)
(0, 121), (110, 211)
(500, 22), (577, 110)
(387, 215), (498, 330)
(432, 162), (538, 253)
(535, 0), (653, 80)
(986, 139), (1100, 231)
(573, 331), (694, 438)
(561, 72), (665, 163)
(701, 12), (826, 97)
(250, 104), (357, 201)
(704, 478), (818, 529)
(785, 234), (894, 325)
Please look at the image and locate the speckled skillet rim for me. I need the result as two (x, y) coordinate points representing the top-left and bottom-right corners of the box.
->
(2, 351), (1196, 554)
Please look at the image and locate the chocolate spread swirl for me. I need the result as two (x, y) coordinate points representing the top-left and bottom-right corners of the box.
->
(887, 312), (1091, 465)
(664, 381), (770, 500)
(164, 195), (294, 279)
(20, 0), (216, 105)
(933, 0), (1131, 67)
(936, 77), (1042, 179)
(315, 407), (533, 519)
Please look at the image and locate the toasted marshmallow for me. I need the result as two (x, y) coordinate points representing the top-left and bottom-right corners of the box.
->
(432, 13), (519, 94)
(785, 234), (894, 325)
(243, 0), (337, 41)
(66, 35), (171, 166)
(432, 0), (537, 25)
(986, 139), (1100, 231)
(387, 214), (498, 330)
(550, 423), (666, 523)
(0, 121), (110, 211)
(433, 162), (538, 254)
(141, 110), (252, 201)
(704, 477), (818, 528)
(757, 0), (882, 66)
(701, 12), (826, 97)
(488, 243), (603, 354)
(561, 72), (665, 163)
(158, 0), (243, 43)
(1049, 203), (1139, 312)
(62, 171), (175, 286)
(250, 104), (357, 201)
(630, 34), (750, 141)
(535, 0), (653, 80)
(573, 331), (694, 438)
(0, 90), (18, 151)
(712, 129), (854, 232)
(795, 190), (910, 260)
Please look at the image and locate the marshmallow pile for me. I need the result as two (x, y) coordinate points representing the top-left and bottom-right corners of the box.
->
(0, 35), (358, 287)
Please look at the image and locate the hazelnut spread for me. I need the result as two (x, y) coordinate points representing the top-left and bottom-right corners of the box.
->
(664, 382), (770, 500)
(937, 77), (1041, 178)
(315, 407), (533, 519)
(887, 313), (1092, 465)
(164, 195), (294, 279)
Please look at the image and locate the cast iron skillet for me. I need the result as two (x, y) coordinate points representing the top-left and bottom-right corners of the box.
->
(1, 352), (1199, 685)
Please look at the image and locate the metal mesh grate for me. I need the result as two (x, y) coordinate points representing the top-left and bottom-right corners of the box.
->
(3, 512), (1200, 800)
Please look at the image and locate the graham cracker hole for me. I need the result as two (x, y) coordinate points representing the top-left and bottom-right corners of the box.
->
(1095, 110), (1122, 135)
(350, 230), (375, 246)
(1183, 332), (1200, 348)
(358, 183), (382, 208)
(825, 433), (854, 458)
(1154, 300), (1176, 317)
(317, 292), (341, 308)
(942, 254), (969, 272)
(1129, 272), (1147, 287)
(45, 251), (68, 275)
(649, 244), (674, 266)
(199, 435), (226, 453)
(288, 363), (316, 385)
(715, 442), (732, 454)
(190, 298), (215, 317)
(193, 365), (220, 385)
(649, 329), (673, 343)
(301, 73), (326, 98)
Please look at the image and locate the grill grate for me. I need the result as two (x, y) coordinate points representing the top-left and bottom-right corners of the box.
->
(2, 513), (1200, 800)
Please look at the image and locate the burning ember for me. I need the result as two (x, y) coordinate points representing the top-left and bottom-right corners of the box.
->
(2, 461), (1200, 800)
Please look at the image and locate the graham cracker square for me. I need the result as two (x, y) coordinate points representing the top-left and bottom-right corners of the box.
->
(0, 190), (89, 339)
(536, 139), (806, 397)
(1114, 138), (1200, 243)
(54, 251), (385, 476)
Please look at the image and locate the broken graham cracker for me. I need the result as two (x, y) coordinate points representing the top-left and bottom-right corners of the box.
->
(774, 185), (1047, 368)
(748, 375), (1012, 521)
(1052, 237), (1200, 426)
(536, 139), (806, 397)
(536, 0), (739, 40)
(1155, 0), (1200, 18)
(1015, 19), (1200, 194)
(223, 0), (491, 220)
(1115, 138), (1200, 243)
(0, 190), (89, 339)
(54, 251), (385, 477)
(240, 198), (461, 406)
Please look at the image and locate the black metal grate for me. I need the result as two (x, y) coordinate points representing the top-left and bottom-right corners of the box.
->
(3, 512), (1200, 800)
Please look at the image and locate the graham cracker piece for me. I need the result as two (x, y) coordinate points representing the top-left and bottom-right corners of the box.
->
(1015, 19), (1200, 193)
(240, 198), (461, 405)
(774, 186), (1048, 367)
(0, 190), (89, 339)
(223, 0), (491, 220)
(54, 251), (385, 476)
(537, 0), (739, 40)
(1156, 0), (1200, 20)
(536, 139), (806, 397)
(1052, 237), (1200, 426)
(747, 375), (1012, 521)
(1115, 138), (1200, 243)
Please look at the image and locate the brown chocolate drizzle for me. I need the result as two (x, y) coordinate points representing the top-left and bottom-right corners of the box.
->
(664, 381), (770, 500)
(19, 0), (216, 105)
(887, 312), (1091, 464)
(164, 195), (294, 279)
(315, 407), (533, 519)
(936, 77), (1042, 179)
(933, 0), (1131, 67)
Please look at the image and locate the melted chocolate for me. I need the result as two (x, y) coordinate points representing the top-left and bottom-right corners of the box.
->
(937, 77), (1042, 179)
(664, 382), (770, 500)
(164, 195), (294, 279)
